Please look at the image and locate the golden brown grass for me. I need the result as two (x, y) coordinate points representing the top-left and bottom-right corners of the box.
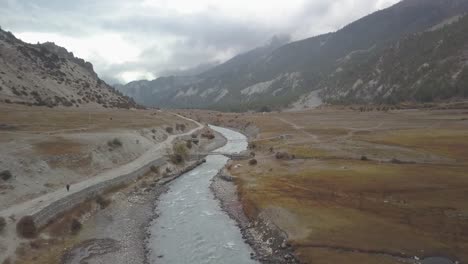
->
(0, 104), (193, 133)
(355, 129), (468, 161)
(199, 108), (468, 264)
(34, 138), (84, 156)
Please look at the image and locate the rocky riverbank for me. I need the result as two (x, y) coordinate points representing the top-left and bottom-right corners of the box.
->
(210, 169), (299, 264)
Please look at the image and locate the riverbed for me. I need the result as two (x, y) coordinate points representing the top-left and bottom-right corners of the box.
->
(147, 126), (258, 264)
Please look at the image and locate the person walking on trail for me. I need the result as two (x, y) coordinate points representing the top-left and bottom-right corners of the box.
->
(66, 184), (70, 192)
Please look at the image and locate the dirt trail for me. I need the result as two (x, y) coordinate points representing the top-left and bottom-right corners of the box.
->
(0, 113), (202, 262)
(275, 117), (319, 143)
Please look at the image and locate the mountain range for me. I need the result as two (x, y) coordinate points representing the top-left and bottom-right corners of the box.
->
(116, 0), (468, 111)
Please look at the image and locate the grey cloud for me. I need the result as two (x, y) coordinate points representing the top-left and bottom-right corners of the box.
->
(0, 0), (400, 84)
(102, 13), (276, 51)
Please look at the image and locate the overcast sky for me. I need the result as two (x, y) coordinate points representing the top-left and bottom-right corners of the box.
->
(1, 0), (400, 84)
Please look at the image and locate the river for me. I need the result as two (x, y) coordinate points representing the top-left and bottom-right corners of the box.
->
(147, 126), (258, 264)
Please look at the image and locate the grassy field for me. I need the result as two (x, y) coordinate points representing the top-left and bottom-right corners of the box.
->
(183, 108), (468, 264)
(0, 104), (188, 134)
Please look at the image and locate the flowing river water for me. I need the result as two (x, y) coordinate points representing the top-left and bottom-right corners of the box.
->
(147, 126), (258, 264)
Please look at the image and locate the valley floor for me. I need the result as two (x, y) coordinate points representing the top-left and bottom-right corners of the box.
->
(181, 107), (468, 264)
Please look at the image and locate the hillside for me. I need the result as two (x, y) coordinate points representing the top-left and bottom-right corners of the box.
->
(0, 29), (139, 109)
(116, 0), (468, 111)
(317, 14), (468, 104)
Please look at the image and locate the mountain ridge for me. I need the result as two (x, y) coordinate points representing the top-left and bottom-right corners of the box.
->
(0, 28), (139, 109)
(116, 0), (468, 111)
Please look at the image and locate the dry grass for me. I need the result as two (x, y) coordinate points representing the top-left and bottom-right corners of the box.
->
(355, 129), (468, 161)
(202, 108), (468, 264)
(15, 237), (78, 264)
(0, 104), (193, 133)
(34, 138), (84, 156)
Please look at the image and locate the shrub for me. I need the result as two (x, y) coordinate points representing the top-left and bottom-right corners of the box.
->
(96, 195), (110, 209)
(186, 140), (192, 149)
(166, 127), (174, 134)
(16, 216), (37, 238)
(201, 129), (215, 139)
(0, 217), (6, 232)
(361, 155), (368, 161)
(0, 170), (12, 181)
(107, 138), (122, 148)
(173, 142), (188, 161)
(275, 152), (291, 160)
(249, 159), (258, 166)
(248, 143), (256, 149)
(191, 133), (198, 139)
(169, 154), (184, 164)
(70, 219), (82, 235)
(150, 165), (159, 174)
(391, 158), (404, 164)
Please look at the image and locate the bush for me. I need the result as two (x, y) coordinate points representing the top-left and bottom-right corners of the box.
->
(186, 140), (192, 149)
(391, 158), (404, 164)
(16, 216), (37, 238)
(169, 154), (184, 164)
(166, 127), (174, 134)
(150, 165), (159, 174)
(0, 170), (12, 181)
(70, 219), (82, 235)
(249, 159), (258, 166)
(96, 195), (110, 209)
(201, 129), (215, 139)
(176, 124), (186, 131)
(0, 217), (6, 232)
(361, 155), (368, 161)
(275, 152), (291, 160)
(248, 143), (256, 149)
(173, 142), (188, 161)
(107, 138), (122, 148)
(191, 133), (198, 139)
